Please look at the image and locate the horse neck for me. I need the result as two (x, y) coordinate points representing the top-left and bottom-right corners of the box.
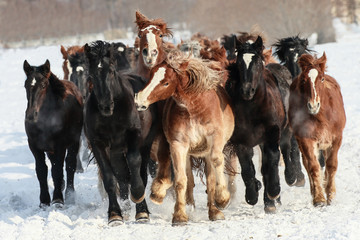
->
(62, 60), (69, 80)
(112, 72), (133, 101)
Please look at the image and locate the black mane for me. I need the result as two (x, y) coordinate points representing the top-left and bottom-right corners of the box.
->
(273, 35), (312, 64)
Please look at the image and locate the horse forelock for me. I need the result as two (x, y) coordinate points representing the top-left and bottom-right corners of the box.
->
(136, 18), (172, 37)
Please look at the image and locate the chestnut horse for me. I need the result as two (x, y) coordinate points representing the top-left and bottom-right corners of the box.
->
(289, 53), (346, 206)
(23, 60), (83, 208)
(135, 50), (234, 225)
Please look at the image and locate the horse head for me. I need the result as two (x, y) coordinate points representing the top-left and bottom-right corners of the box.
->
(234, 36), (265, 100)
(85, 41), (118, 116)
(135, 62), (177, 111)
(297, 52), (327, 115)
(222, 34), (238, 61)
(62, 47), (89, 102)
(273, 36), (311, 78)
(23, 59), (51, 122)
(135, 11), (172, 69)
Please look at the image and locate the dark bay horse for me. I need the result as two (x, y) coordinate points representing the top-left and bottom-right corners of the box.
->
(23, 59), (83, 208)
(226, 36), (295, 213)
(289, 53), (346, 206)
(135, 49), (234, 225)
(84, 41), (158, 225)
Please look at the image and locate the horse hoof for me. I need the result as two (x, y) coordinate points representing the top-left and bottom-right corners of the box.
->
(108, 216), (124, 226)
(39, 203), (50, 209)
(52, 199), (64, 208)
(215, 197), (231, 210)
(264, 205), (277, 214)
(285, 170), (297, 186)
(150, 193), (164, 205)
(209, 209), (225, 221)
(171, 220), (187, 227)
(130, 193), (145, 204)
(313, 201), (326, 207)
(295, 174), (305, 187)
(172, 214), (188, 226)
(135, 212), (150, 223)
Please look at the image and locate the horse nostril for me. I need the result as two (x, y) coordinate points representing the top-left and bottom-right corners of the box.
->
(317, 102), (320, 108)
(307, 102), (312, 110)
(151, 49), (158, 56)
(142, 48), (148, 56)
(251, 88), (255, 94)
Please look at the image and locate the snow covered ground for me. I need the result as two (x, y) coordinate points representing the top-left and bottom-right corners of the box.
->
(1, 20), (360, 239)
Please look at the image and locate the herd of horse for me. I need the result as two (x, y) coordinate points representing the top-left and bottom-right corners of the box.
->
(23, 11), (346, 226)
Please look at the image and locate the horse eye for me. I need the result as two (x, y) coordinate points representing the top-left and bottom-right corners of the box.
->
(159, 34), (163, 38)
(321, 78), (325, 82)
(138, 34), (141, 39)
(164, 82), (169, 87)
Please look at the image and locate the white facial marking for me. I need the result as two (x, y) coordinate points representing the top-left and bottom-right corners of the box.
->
(146, 31), (157, 55)
(308, 68), (319, 104)
(246, 40), (254, 44)
(31, 78), (36, 86)
(135, 67), (166, 106)
(76, 66), (84, 72)
(243, 53), (255, 69)
(294, 53), (299, 62)
(67, 61), (73, 80)
(140, 25), (159, 32)
(118, 46), (124, 52)
(98, 62), (102, 68)
(289, 48), (295, 51)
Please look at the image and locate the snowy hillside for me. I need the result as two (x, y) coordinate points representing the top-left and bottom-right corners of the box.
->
(1, 21), (360, 239)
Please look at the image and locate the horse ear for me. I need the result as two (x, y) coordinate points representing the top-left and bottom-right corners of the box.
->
(254, 36), (263, 53)
(43, 59), (50, 74)
(317, 52), (327, 73)
(135, 11), (148, 25)
(301, 38), (309, 47)
(60, 45), (67, 59)
(23, 60), (32, 75)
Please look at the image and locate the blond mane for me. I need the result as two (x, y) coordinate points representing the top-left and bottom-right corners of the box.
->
(166, 49), (225, 94)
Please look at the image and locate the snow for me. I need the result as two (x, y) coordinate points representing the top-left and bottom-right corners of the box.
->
(1, 20), (360, 239)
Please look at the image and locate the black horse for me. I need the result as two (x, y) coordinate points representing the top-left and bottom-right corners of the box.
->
(24, 59), (83, 208)
(84, 41), (158, 225)
(226, 36), (299, 213)
(273, 36), (312, 80)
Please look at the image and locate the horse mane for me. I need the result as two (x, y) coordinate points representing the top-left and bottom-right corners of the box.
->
(298, 53), (327, 72)
(263, 48), (278, 65)
(166, 49), (225, 94)
(135, 11), (173, 37)
(273, 35), (312, 63)
(236, 29), (268, 45)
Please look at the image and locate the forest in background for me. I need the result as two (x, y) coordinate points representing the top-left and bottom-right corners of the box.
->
(0, 0), (359, 47)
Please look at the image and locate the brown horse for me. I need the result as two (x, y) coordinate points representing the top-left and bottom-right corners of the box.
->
(135, 50), (234, 225)
(289, 53), (346, 206)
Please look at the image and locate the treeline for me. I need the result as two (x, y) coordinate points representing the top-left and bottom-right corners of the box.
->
(0, 0), (357, 47)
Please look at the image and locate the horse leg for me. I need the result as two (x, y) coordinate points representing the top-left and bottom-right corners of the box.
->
(64, 142), (79, 204)
(298, 139), (326, 206)
(262, 127), (281, 213)
(47, 148), (66, 206)
(290, 135), (305, 186)
(92, 142), (123, 225)
(29, 144), (50, 207)
(235, 144), (261, 205)
(171, 142), (189, 225)
(150, 133), (172, 204)
(205, 156), (225, 221)
(126, 130), (145, 203)
(186, 156), (195, 207)
(212, 142), (230, 210)
(280, 127), (297, 186)
(324, 137), (341, 205)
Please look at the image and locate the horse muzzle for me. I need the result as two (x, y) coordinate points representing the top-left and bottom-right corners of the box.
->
(307, 101), (320, 115)
(98, 101), (114, 117)
(25, 110), (39, 123)
(134, 93), (148, 111)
